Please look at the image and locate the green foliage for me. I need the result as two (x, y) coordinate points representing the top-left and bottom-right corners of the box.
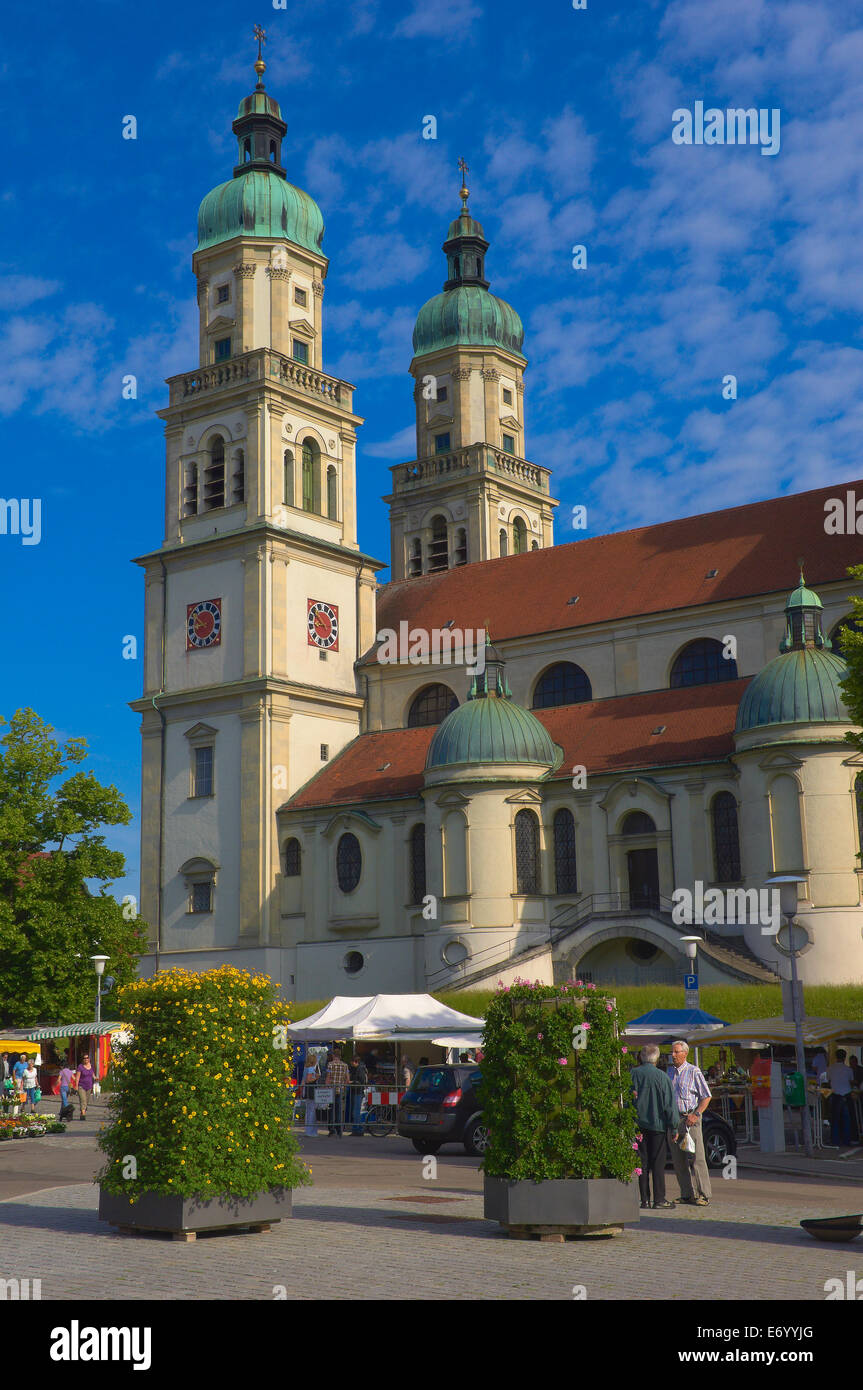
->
(97, 965), (312, 1201)
(838, 567), (863, 787)
(435, 984), (863, 1024)
(0, 709), (147, 1026)
(480, 981), (639, 1182)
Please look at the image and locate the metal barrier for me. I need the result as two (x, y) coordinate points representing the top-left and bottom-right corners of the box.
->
(292, 1084), (405, 1136)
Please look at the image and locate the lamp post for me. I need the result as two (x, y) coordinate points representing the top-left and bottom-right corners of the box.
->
(679, 935), (702, 1008)
(765, 876), (812, 1157)
(90, 955), (110, 1082)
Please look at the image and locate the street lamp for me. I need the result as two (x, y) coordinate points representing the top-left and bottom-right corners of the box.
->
(765, 875), (812, 1157)
(679, 935), (702, 1007)
(90, 955), (110, 1082)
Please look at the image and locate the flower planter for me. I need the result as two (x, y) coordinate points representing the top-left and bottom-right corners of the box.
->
(484, 1174), (639, 1239)
(98, 1186), (292, 1239)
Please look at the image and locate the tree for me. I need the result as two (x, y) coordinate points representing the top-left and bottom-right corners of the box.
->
(0, 708), (146, 1026)
(837, 565), (863, 749)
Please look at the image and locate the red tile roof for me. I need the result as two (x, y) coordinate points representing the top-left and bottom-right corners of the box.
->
(286, 680), (750, 811)
(372, 478), (863, 655)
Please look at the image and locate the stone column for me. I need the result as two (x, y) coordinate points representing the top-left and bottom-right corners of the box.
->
(266, 265), (291, 356)
(453, 365), (472, 449)
(232, 262), (257, 353)
(197, 278), (210, 364)
(482, 367), (500, 445)
(313, 279), (324, 368)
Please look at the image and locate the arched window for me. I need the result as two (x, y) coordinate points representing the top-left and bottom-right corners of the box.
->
(670, 638), (737, 688)
(301, 439), (318, 513)
(243, 138), (251, 162)
(454, 527), (467, 566)
(326, 465), (338, 519)
(409, 823), (426, 904)
(409, 538), (422, 577)
(515, 808), (540, 894)
(203, 436), (225, 510)
(336, 833), (362, 893)
(283, 450), (293, 507)
(712, 792), (741, 882)
(231, 449), (245, 505)
(553, 808), (577, 894)
(830, 616), (863, 655)
(512, 517), (527, 554)
(408, 684), (458, 728)
(269, 139), (277, 163)
(427, 514), (448, 572)
(622, 811), (656, 836)
(532, 662), (592, 709)
(499, 528), (508, 557)
(531, 540), (539, 551)
(283, 838), (301, 876)
(183, 463), (198, 517)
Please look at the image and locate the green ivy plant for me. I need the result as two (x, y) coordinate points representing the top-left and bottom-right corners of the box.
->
(97, 965), (312, 1202)
(480, 980), (640, 1183)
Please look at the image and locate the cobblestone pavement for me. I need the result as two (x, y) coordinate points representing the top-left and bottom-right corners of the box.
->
(1, 1178), (860, 1301)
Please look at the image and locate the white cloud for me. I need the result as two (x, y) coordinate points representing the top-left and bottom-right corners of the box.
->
(0, 275), (61, 311)
(363, 424), (416, 459)
(394, 0), (482, 40)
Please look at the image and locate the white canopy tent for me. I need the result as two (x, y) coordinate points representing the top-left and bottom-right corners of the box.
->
(287, 994), (484, 1045)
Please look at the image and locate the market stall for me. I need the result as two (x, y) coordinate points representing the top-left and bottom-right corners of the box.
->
(21, 1021), (130, 1094)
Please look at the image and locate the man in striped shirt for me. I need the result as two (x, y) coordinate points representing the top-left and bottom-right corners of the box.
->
(326, 1048), (351, 1136)
(668, 1040), (712, 1206)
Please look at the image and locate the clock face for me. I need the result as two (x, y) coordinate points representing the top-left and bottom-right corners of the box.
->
(307, 599), (339, 651)
(187, 598), (222, 650)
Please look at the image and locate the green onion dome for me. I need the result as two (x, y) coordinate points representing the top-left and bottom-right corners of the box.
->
(735, 574), (849, 732)
(413, 286), (525, 358)
(413, 189), (525, 359)
(426, 642), (560, 770)
(197, 172), (324, 254)
(196, 65), (324, 256)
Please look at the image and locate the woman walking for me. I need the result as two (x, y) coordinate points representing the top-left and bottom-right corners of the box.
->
(75, 1054), (95, 1120)
(22, 1059), (40, 1114)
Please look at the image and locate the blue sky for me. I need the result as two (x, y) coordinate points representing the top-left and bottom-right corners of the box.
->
(2, 0), (862, 905)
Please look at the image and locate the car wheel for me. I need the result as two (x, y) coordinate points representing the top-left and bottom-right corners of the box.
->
(411, 1138), (441, 1155)
(704, 1128), (731, 1167)
(464, 1116), (490, 1157)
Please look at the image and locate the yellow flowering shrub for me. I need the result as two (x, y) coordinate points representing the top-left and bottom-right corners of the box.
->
(97, 965), (311, 1200)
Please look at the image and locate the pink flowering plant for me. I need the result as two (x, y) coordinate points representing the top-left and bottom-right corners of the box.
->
(480, 981), (638, 1183)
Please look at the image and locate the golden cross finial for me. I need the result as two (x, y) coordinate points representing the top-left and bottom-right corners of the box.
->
(253, 24), (267, 84)
(458, 157), (470, 212)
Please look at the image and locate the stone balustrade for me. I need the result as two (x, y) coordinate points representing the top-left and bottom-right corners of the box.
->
(392, 442), (549, 492)
(167, 349), (354, 409)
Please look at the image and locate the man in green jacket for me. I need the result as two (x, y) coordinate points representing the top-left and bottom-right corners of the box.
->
(631, 1045), (680, 1209)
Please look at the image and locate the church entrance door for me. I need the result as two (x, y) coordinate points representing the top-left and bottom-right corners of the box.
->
(627, 848), (659, 910)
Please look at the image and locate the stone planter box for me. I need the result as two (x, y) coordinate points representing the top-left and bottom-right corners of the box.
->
(99, 1186), (292, 1238)
(484, 1174), (639, 1238)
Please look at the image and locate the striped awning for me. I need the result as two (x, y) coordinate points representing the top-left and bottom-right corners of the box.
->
(23, 1021), (126, 1041)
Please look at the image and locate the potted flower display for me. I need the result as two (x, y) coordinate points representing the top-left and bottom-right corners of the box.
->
(97, 965), (311, 1238)
(481, 980), (641, 1238)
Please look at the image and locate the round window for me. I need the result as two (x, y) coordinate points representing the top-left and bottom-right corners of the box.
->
(442, 939), (469, 967)
(343, 951), (364, 975)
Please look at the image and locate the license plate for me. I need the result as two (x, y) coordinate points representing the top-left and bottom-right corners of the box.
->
(407, 1112), (428, 1123)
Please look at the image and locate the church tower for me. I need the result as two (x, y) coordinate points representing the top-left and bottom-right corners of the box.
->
(132, 40), (381, 976)
(385, 163), (558, 580)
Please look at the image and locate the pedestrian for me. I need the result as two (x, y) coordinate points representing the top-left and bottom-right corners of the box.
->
(630, 1044), (680, 1210)
(848, 1054), (863, 1089)
(302, 1050), (319, 1137)
(668, 1040), (713, 1207)
(75, 1054), (95, 1120)
(348, 1053), (368, 1135)
(826, 1049), (857, 1146)
(325, 1047), (350, 1136)
(12, 1053), (27, 1092)
(22, 1058), (39, 1113)
(58, 1059), (76, 1117)
(811, 1048), (828, 1081)
(401, 1058), (413, 1090)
